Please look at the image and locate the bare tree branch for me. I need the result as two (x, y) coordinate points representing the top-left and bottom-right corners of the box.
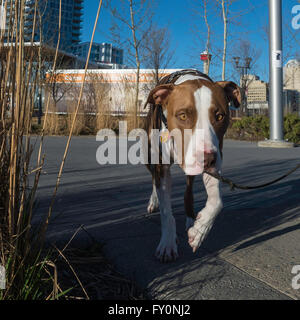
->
(106, 0), (154, 127)
(142, 25), (175, 85)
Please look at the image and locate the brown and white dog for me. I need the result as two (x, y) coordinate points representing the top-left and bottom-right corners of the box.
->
(144, 70), (241, 262)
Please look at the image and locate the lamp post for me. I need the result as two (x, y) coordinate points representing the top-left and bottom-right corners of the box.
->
(233, 56), (252, 116)
(258, 0), (294, 148)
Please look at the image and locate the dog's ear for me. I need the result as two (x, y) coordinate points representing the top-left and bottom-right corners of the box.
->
(216, 81), (242, 108)
(144, 84), (174, 108)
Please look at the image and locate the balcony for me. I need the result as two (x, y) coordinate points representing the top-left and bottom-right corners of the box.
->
(72, 25), (82, 30)
(74, 4), (83, 11)
(72, 31), (81, 38)
(72, 18), (83, 24)
(73, 11), (83, 17)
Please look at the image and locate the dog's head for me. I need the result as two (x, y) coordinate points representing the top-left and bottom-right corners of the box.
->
(146, 78), (241, 175)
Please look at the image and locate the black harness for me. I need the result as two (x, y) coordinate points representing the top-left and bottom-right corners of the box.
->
(158, 104), (168, 129)
(162, 68), (213, 84)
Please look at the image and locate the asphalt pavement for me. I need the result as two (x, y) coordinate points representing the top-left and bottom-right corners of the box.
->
(30, 136), (300, 300)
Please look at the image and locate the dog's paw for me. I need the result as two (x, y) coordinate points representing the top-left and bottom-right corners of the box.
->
(187, 215), (214, 253)
(147, 194), (159, 214)
(155, 235), (178, 262)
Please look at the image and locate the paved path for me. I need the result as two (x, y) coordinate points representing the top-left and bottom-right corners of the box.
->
(30, 137), (300, 300)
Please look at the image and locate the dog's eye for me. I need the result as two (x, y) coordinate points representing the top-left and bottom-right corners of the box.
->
(216, 113), (224, 121)
(178, 113), (187, 121)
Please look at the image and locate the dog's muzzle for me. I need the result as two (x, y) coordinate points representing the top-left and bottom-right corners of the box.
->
(204, 151), (217, 172)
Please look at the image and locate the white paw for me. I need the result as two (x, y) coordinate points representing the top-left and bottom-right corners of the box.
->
(185, 217), (195, 231)
(147, 194), (159, 214)
(188, 214), (214, 253)
(155, 234), (178, 262)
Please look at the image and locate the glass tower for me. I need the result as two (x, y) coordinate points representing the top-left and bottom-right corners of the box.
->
(3, 0), (83, 53)
(73, 42), (124, 66)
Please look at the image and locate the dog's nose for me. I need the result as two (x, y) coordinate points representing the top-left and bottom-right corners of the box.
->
(204, 151), (217, 170)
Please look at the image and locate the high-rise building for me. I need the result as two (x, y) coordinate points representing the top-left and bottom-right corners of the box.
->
(246, 77), (269, 104)
(242, 74), (269, 115)
(284, 59), (300, 90)
(283, 59), (300, 114)
(3, 0), (83, 52)
(73, 42), (124, 68)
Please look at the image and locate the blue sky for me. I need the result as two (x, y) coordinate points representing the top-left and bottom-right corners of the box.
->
(82, 0), (300, 82)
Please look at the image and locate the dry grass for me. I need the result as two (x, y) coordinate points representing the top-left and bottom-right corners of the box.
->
(55, 242), (147, 300)
(86, 73), (119, 132)
(44, 108), (63, 135)
(31, 69), (147, 136)
(66, 111), (85, 136)
(0, 0), (128, 300)
(1, 0), (148, 300)
(0, 0), (65, 300)
(122, 78), (144, 132)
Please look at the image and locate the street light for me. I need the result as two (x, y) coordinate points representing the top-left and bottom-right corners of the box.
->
(233, 56), (252, 77)
(258, 0), (294, 148)
(233, 56), (240, 68)
(245, 57), (252, 69)
(233, 56), (252, 115)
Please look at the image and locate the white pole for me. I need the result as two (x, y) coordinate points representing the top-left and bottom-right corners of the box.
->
(258, 0), (294, 148)
(269, 0), (283, 141)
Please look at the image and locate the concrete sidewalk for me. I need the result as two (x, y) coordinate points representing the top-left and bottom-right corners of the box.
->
(31, 137), (300, 300)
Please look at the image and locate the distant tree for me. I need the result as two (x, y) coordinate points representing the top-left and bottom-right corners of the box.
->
(189, 0), (214, 74)
(142, 25), (175, 85)
(216, 0), (237, 81)
(190, 0), (256, 79)
(203, 0), (212, 74)
(106, 0), (153, 128)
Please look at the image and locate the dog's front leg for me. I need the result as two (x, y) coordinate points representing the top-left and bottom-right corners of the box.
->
(188, 172), (223, 252)
(155, 165), (178, 262)
(147, 176), (159, 214)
